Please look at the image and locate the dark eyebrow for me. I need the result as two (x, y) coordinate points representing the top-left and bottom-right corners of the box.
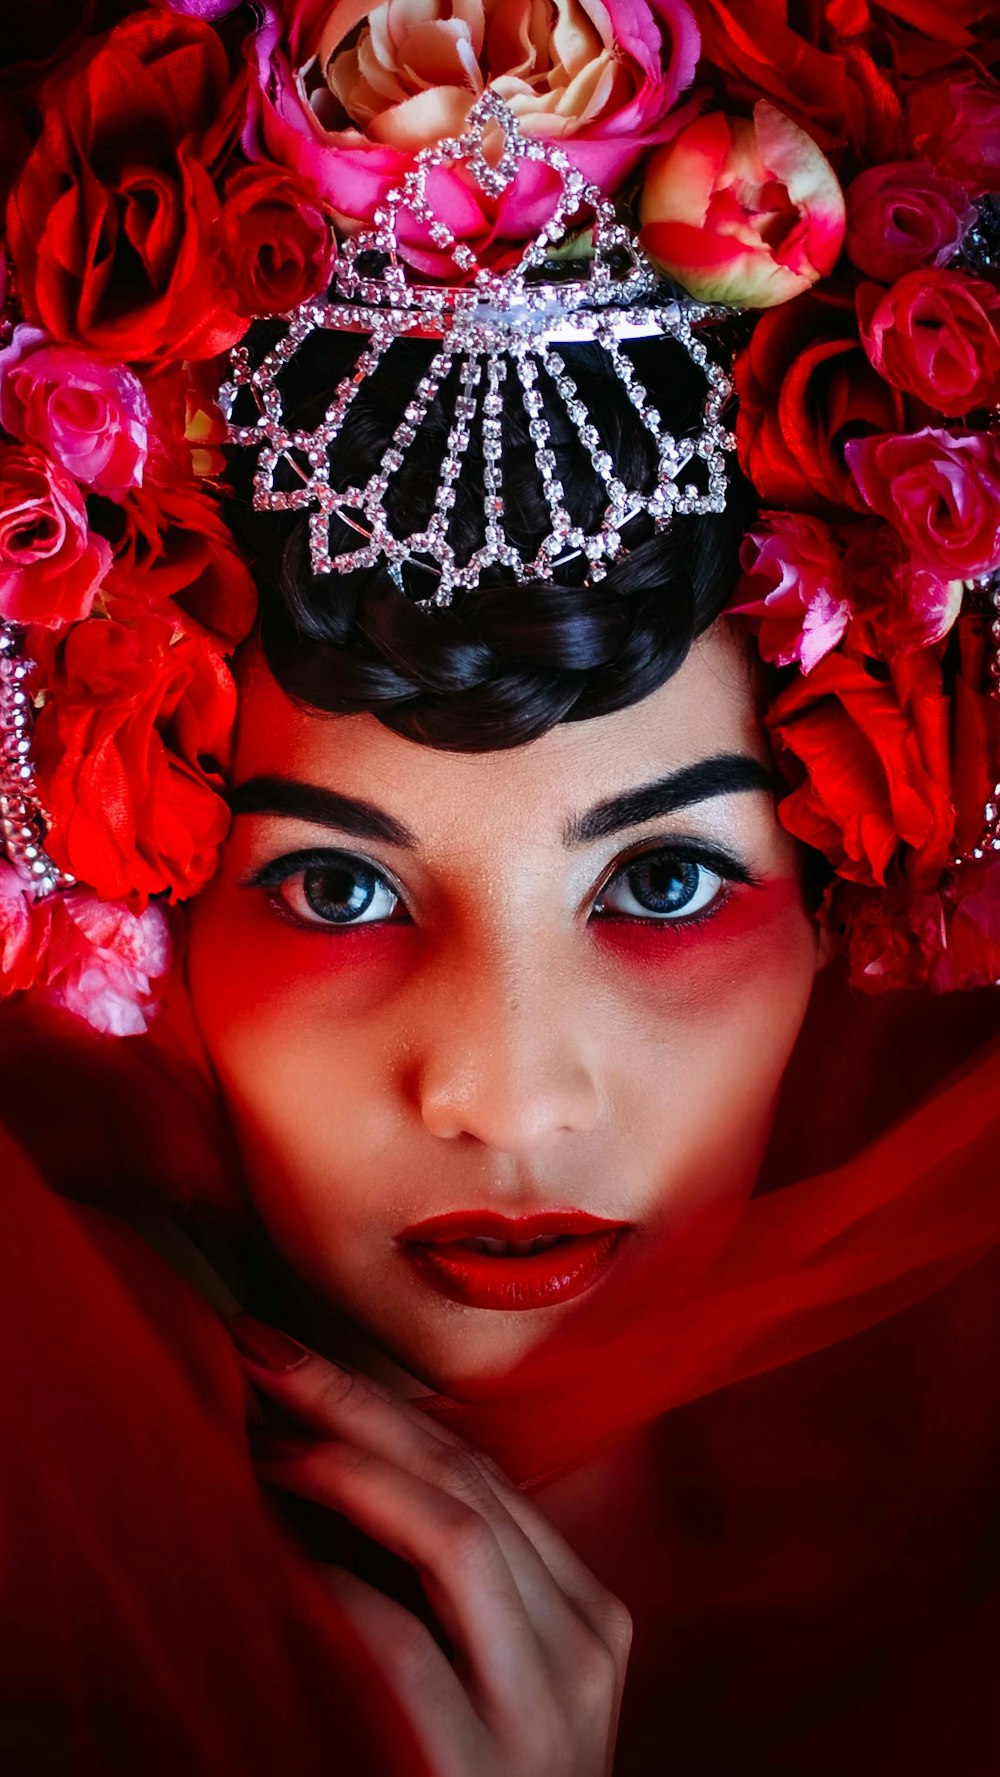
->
(227, 776), (418, 848)
(563, 754), (776, 846)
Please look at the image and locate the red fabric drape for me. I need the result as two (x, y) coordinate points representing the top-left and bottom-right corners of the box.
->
(3, 970), (1000, 1771)
(415, 970), (1000, 1486)
(0, 1123), (430, 1777)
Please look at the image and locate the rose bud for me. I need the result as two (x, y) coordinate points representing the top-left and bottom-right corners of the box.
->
(845, 160), (976, 282)
(845, 427), (1000, 580)
(638, 100), (846, 309)
(908, 73), (1000, 196)
(857, 269), (1000, 417)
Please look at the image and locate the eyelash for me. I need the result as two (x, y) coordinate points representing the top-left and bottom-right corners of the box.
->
(244, 841), (759, 932)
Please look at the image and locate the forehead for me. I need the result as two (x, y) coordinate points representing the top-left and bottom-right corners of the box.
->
(231, 619), (764, 836)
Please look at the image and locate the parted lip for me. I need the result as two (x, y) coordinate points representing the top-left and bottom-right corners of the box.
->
(398, 1209), (630, 1244)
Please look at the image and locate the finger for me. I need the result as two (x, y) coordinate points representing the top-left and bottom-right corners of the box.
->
(254, 1432), (556, 1725)
(318, 1564), (482, 1777)
(231, 1312), (619, 1640)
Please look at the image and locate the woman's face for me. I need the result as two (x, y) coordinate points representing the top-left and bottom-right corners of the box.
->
(186, 620), (827, 1394)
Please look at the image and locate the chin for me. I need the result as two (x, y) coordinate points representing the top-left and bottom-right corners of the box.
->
(374, 1309), (568, 1397)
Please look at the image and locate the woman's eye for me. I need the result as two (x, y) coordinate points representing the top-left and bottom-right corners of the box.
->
(594, 854), (726, 922)
(261, 855), (402, 928)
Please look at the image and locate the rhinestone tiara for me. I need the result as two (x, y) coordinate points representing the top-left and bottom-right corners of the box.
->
(220, 93), (737, 610)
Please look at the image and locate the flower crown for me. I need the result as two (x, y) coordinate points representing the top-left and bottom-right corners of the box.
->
(0, 0), (997, 1035)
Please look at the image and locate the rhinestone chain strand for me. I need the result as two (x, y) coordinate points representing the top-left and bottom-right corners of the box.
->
(0, 623), (72, 896)
(954, 572), (1000, 865)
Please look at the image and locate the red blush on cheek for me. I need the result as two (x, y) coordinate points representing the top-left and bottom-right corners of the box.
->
(274, 919), (417, 968)
(592, 879), (807, 977)
(242, 919), (419, 1011)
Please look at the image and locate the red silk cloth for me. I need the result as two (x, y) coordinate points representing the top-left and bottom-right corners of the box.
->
(0, 1122), (431, 1777)
(2, 970), (1000, 1770)
(417, 967), (1000, 1486)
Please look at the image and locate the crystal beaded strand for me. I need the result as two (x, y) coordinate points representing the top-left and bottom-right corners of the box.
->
(0, 623), (73, 896)
(953, 570), (1000, 866)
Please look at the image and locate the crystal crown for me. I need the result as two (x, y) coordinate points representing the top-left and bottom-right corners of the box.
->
(220, 93), (737, 609)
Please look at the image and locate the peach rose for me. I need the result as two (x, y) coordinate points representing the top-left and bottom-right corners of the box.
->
(638, 101), (846, 308)
(246, 0), (699, 269)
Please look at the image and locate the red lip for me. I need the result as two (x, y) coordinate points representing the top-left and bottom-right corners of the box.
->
(399, 1209), (625, 1242)
(397, 1210), (632, 1311)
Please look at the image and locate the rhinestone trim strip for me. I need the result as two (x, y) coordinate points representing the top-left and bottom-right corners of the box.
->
(0, 623), (73, 896)
(953, 571), (1000, 866)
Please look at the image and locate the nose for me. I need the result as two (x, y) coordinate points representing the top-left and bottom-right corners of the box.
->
(410, 942), (601, 1152)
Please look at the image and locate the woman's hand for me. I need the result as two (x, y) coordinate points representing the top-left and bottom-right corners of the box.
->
(231, 1313), (631, 1777)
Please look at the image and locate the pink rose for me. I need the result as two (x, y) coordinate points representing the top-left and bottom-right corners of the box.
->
(729, 510), (961, 675)
(0, 446), (111, 629)
(159, 1), (243, 15)
(44, 892), (172, 1036)
(0, 863), (172, 1033)
(0, 863), (51, 998)
(246, 0), (700, 268)
(0, 325), (149, 497)
(844, 160), (975, 282)
(638, 102), (845, 308)
(907, 73), (1000, 195)
(728, 513), (851, 672)
(841, 524), (962, 660)
(857, 270), (1000, 417)
(846, 427), (1000, 580)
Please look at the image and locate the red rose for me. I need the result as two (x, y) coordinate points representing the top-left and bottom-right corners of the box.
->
(32, 591), (237, 904)
(0, 445), (110, 629)
(828, 849), (1000, 995)
(857, 270), (1000, 417)
(765, 648), (956, 890)
(0, 1), (103, 100)
(6, 14), (245, 367)
(845, 160), (975, 282)
(690, 0), (903, 164)
(734, 285), (904, 514)
(908, 71), (1000, 193)
(218, 164), (337, 316)
(105, 480), (257, 653)
(825, 866), (1000, 995)
(873, 0), (995, 47)
(143, 361), (230, 483)
(839, 523), (961, 659)
(845, 427), (1000, 579)
(0, 96), (30, 206)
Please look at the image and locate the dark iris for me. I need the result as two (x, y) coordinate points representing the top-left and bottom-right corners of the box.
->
(302, 861), (379, 923)
(624, 856), (702, 914)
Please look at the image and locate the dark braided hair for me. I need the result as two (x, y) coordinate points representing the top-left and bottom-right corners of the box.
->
(225, 326), (753, 752)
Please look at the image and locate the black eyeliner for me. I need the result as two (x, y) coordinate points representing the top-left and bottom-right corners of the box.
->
(604, 836), (761, 890)
(241, 845), (391, 891)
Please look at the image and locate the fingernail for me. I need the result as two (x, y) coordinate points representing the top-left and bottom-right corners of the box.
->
(230, 1312), (311, 1373)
